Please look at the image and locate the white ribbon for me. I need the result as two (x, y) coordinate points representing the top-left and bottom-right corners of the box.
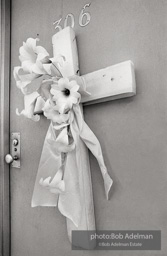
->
(31, 76), (113, 232)
(31, 105), (113, 228)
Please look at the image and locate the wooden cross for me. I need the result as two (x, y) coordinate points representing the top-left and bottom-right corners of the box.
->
(36, 26), (136, 247)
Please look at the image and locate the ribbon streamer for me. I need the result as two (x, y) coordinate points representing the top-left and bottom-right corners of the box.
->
(31, 102), (113, 228)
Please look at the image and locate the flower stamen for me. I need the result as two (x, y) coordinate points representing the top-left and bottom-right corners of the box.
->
(63, 88), (70, 96)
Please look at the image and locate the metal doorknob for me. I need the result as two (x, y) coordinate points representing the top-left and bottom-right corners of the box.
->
(5, 154), (18, 164)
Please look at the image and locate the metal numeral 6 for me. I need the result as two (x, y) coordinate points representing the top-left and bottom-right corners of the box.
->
(79, 3), (91, 27)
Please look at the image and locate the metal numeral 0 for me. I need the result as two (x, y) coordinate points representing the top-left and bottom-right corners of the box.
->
(64, 13), (75, 28)
(79, 3), (91, 27)
(53, 18), (63, 32)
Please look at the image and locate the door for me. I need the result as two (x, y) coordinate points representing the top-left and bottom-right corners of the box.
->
(7, 0), (167, 255)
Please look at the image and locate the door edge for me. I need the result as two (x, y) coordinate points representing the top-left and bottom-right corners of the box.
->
(0, 0), (11, 255)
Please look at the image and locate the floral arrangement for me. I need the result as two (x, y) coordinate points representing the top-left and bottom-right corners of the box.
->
(13, 37), (113, 227)
(13, 38), (89, 121)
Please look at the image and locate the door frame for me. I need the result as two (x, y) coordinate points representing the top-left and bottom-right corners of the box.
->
(0, 0), (11, 255)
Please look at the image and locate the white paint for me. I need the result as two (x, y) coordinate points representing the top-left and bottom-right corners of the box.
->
(82, 60), (136, 105)
(52, 27), (79, 77)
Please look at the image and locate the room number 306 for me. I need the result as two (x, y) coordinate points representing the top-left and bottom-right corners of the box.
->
(53, 3), (91, 32)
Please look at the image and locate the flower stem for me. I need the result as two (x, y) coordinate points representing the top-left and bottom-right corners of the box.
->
(52, 62), (63, 78)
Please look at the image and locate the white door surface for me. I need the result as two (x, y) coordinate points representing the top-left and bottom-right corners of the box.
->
(8, 0), (167, 255)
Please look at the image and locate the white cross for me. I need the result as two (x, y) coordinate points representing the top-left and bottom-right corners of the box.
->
(36, 27), (136, 248)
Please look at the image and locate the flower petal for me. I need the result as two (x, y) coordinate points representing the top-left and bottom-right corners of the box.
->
(51, 82), (60, 91)
(16, 108), (40, 122)
(16, 92), (40, 121)
(37, 53), (50, 63)
(70, 83), (79, 92)
(26, 38), (37, 50)
(39, 167), (65, 194)
(59, 77), (69, 87)
(35, 45), (49, 56)
(50, 63), (63, 78)
(19, 46), (33, 62)
(43, 99), (70, 124)
(71, 91), (81, 101)
(51, 90), (65, 102)
(19, 74), (43, 94)
(42, 63), (52, 75)
(56, 101), (70, 114)
(69, 75), (91, 96)
(53, 123), (69, 130)
(67, 80), (78, 89)
(31, 61), (46, 74)
(50, 55), (66, 67)
(49, 181), (65, 194)
(18, 72), (38, 83)
(39, 176), (52, 187)
(21, 60), (34, 73)
(38, 80), (52, 100)
(13, 66), (22, 85)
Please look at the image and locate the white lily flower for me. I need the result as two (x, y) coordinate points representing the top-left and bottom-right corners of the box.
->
(43, 99), (70, 126)
(13, 66), (44, 95)
(16, 91), (40, 121)
(50, 78), (81, 114)
(19, 38), (50, 75)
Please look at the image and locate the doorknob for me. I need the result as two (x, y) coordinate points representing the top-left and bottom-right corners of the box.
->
(5, 154), (18, 164)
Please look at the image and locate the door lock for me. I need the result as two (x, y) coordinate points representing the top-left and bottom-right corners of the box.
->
(13, 139), (19, 146)
(5, 133), (21, 168)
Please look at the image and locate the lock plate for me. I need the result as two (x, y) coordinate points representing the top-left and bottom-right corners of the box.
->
(11, 132), (21, 168)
